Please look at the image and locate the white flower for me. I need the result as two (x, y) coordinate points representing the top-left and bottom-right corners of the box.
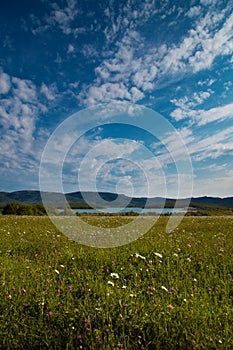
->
(122, 285), (127, 289)
(154, 252), (163, 258)
(107, 281), (114, 286)
(161, 286), (168, 292)
(173, 253), (178, 257)
(60, 264), (65, 268)
(110, 272), (119, 279)
(135, 253), (146, 260)
(55, 269), (60, 274)
(193, 278), (197, 282)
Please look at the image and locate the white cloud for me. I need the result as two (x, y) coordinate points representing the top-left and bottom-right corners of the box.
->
(200, 0), (217, 6)
(79, 82), (132, 106)
(195, 103), (233, 126)
(79, 1), (233, 106)
(12, 77), (37, 102)
(41, 82), (57, 100)
(0, 71), (11, 94)
(0, 71), (48, 184)
(48, 0), (79, 35)
(187, 6), (201, 18)
(198, 78), (216, 86)
(193, 171), (233, 197)
(170, 89), (213, 121)
(67, 44), (75, 54)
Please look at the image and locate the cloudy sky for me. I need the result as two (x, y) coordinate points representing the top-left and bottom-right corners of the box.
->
(0, 0), (233, 198)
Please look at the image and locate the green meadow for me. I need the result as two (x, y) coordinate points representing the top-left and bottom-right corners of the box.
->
(0, 215), (232, 349)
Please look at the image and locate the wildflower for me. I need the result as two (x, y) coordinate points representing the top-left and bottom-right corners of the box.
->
(107, 281), (114, 286)
(83, 319), (89, 323)
(58, 303), (63, 308)
(105, 328), (110, 333)
(75, 309), (80, 314)
(55, 269), (60, 275)
(77, 335), (82, 340)
(48, 311), (53, 316)
(154, 252), (163, 258)
(54, 280), (57, 284)
(117, 344), (124, 348)
(85, 327), (91, 333)
(23, 303), (28, 308)
(21, 288), (26, 293)
(161, 286), (168, 292)
(110, 272), (119, 279)
(122, 285), (127, 289)
(68, 285), (73, 290)
(60, 264), (65, 268)
(56, 289), (61, 294)
(168, 305), (174, 310)
(135, 253), (146, 259)
(111, 260), (115, 264)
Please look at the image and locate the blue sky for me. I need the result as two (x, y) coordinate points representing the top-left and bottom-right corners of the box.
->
(0, 0), (233, 197)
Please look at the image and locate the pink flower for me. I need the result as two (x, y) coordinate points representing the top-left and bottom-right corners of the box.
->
(83, 319), (89, 323)
(85, 327), (91, 333)
(48, 311), (53, 316)
(117, 344), (123, 348)
(58, 303), (63, 308)
(56, 289), (61, 294)
(75, 309), (80, 314)
(105, 328), (110, 333)
(168, 305), (174, 310)
(68, 285), (72, 290)
(76, 335), (82, 340)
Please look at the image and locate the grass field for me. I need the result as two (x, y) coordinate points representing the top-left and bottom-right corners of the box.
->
(0, 215), (233, 349)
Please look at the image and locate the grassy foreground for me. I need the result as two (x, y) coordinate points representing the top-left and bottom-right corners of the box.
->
(0, 215), (232, 349)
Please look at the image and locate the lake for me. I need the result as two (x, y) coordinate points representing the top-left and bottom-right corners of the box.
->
(72, 207), (186, 214)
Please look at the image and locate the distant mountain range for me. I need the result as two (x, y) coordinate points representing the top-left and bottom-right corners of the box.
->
(0, 190), (233, 209)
